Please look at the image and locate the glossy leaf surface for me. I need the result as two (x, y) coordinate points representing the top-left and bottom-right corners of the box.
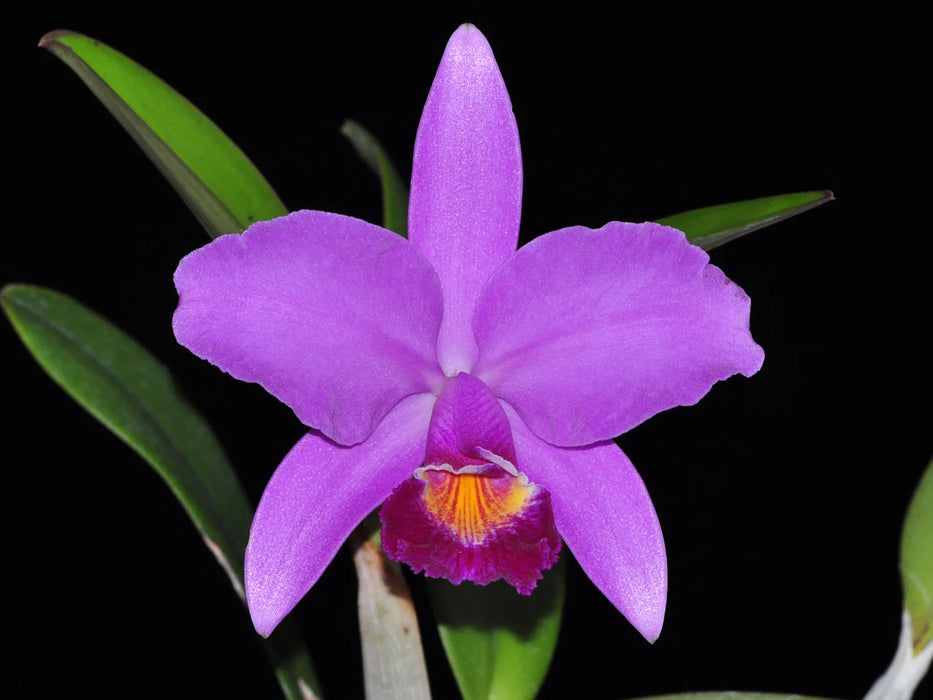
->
(657, 190), (833, 251)
(428, 557), (565, 700)
(40, 30), (287, 237)
(1, 284), (319, 699)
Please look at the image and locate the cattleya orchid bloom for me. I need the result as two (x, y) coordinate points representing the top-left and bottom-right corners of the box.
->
(173, 24), (763, 642)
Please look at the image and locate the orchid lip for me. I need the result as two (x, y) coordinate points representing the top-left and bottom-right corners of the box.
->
(380, 373), (562, 591)
(380, 466), (562, 592)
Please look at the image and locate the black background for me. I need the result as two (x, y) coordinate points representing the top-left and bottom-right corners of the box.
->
(3, 3), (930, 698)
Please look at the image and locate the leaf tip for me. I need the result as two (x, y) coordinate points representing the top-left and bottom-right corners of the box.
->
(1, 283), (27, 307)
(338, 118), (359, 137)
(38, 29), (78, 50)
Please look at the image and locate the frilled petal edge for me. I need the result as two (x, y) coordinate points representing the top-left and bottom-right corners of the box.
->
(505, 404), (667, 642)
(408, 24), (523, 375)
(474, 222), (764, 446)
(174, 210), (445, 446)
(245, 393), (435, 637)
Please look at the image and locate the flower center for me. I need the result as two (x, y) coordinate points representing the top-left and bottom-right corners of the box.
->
(421, 468), (533, 545)
(379, 372), (561, 593)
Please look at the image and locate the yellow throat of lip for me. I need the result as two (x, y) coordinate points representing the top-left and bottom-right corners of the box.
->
(422, 470), (533, 545)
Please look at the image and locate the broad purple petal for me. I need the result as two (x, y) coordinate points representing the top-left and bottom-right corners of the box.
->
(474, 222), (765, 446)
(505, 404), (667, 642)
(245, 393), (435, 637)
(408, 25), (523, 375)
(174, 210), (444, 446)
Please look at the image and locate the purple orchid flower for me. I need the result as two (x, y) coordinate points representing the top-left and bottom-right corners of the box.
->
(173, 24), (763, 643)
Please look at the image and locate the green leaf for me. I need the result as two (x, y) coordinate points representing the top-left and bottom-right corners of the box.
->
(428, 556), (565, 700)
(2, 284), (250, 571)
(40, 30), (288, 237)
(902, 455), (933, 652)
(1, 284), (320, 700)
(264, 622), (324, 700)
(629, 694), (834, 700)
(340, 120), (409, 236)
(657, 190), (834, 251)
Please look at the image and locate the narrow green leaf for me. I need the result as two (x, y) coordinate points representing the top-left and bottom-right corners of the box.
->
(340, 120), (409, 236)
(657, 190), (834, 251)
(2, 284), (250, 569)
(40, 30), (288, 237)
(428, 556), (565, 700)
(902, 455), (933, 652)
(265, 623), (325, 700)
(1, 284), (320, 700)
(630, 693), (834, 700)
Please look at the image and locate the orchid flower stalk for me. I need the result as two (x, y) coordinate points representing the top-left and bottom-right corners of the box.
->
(172, 24), (764, 644)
